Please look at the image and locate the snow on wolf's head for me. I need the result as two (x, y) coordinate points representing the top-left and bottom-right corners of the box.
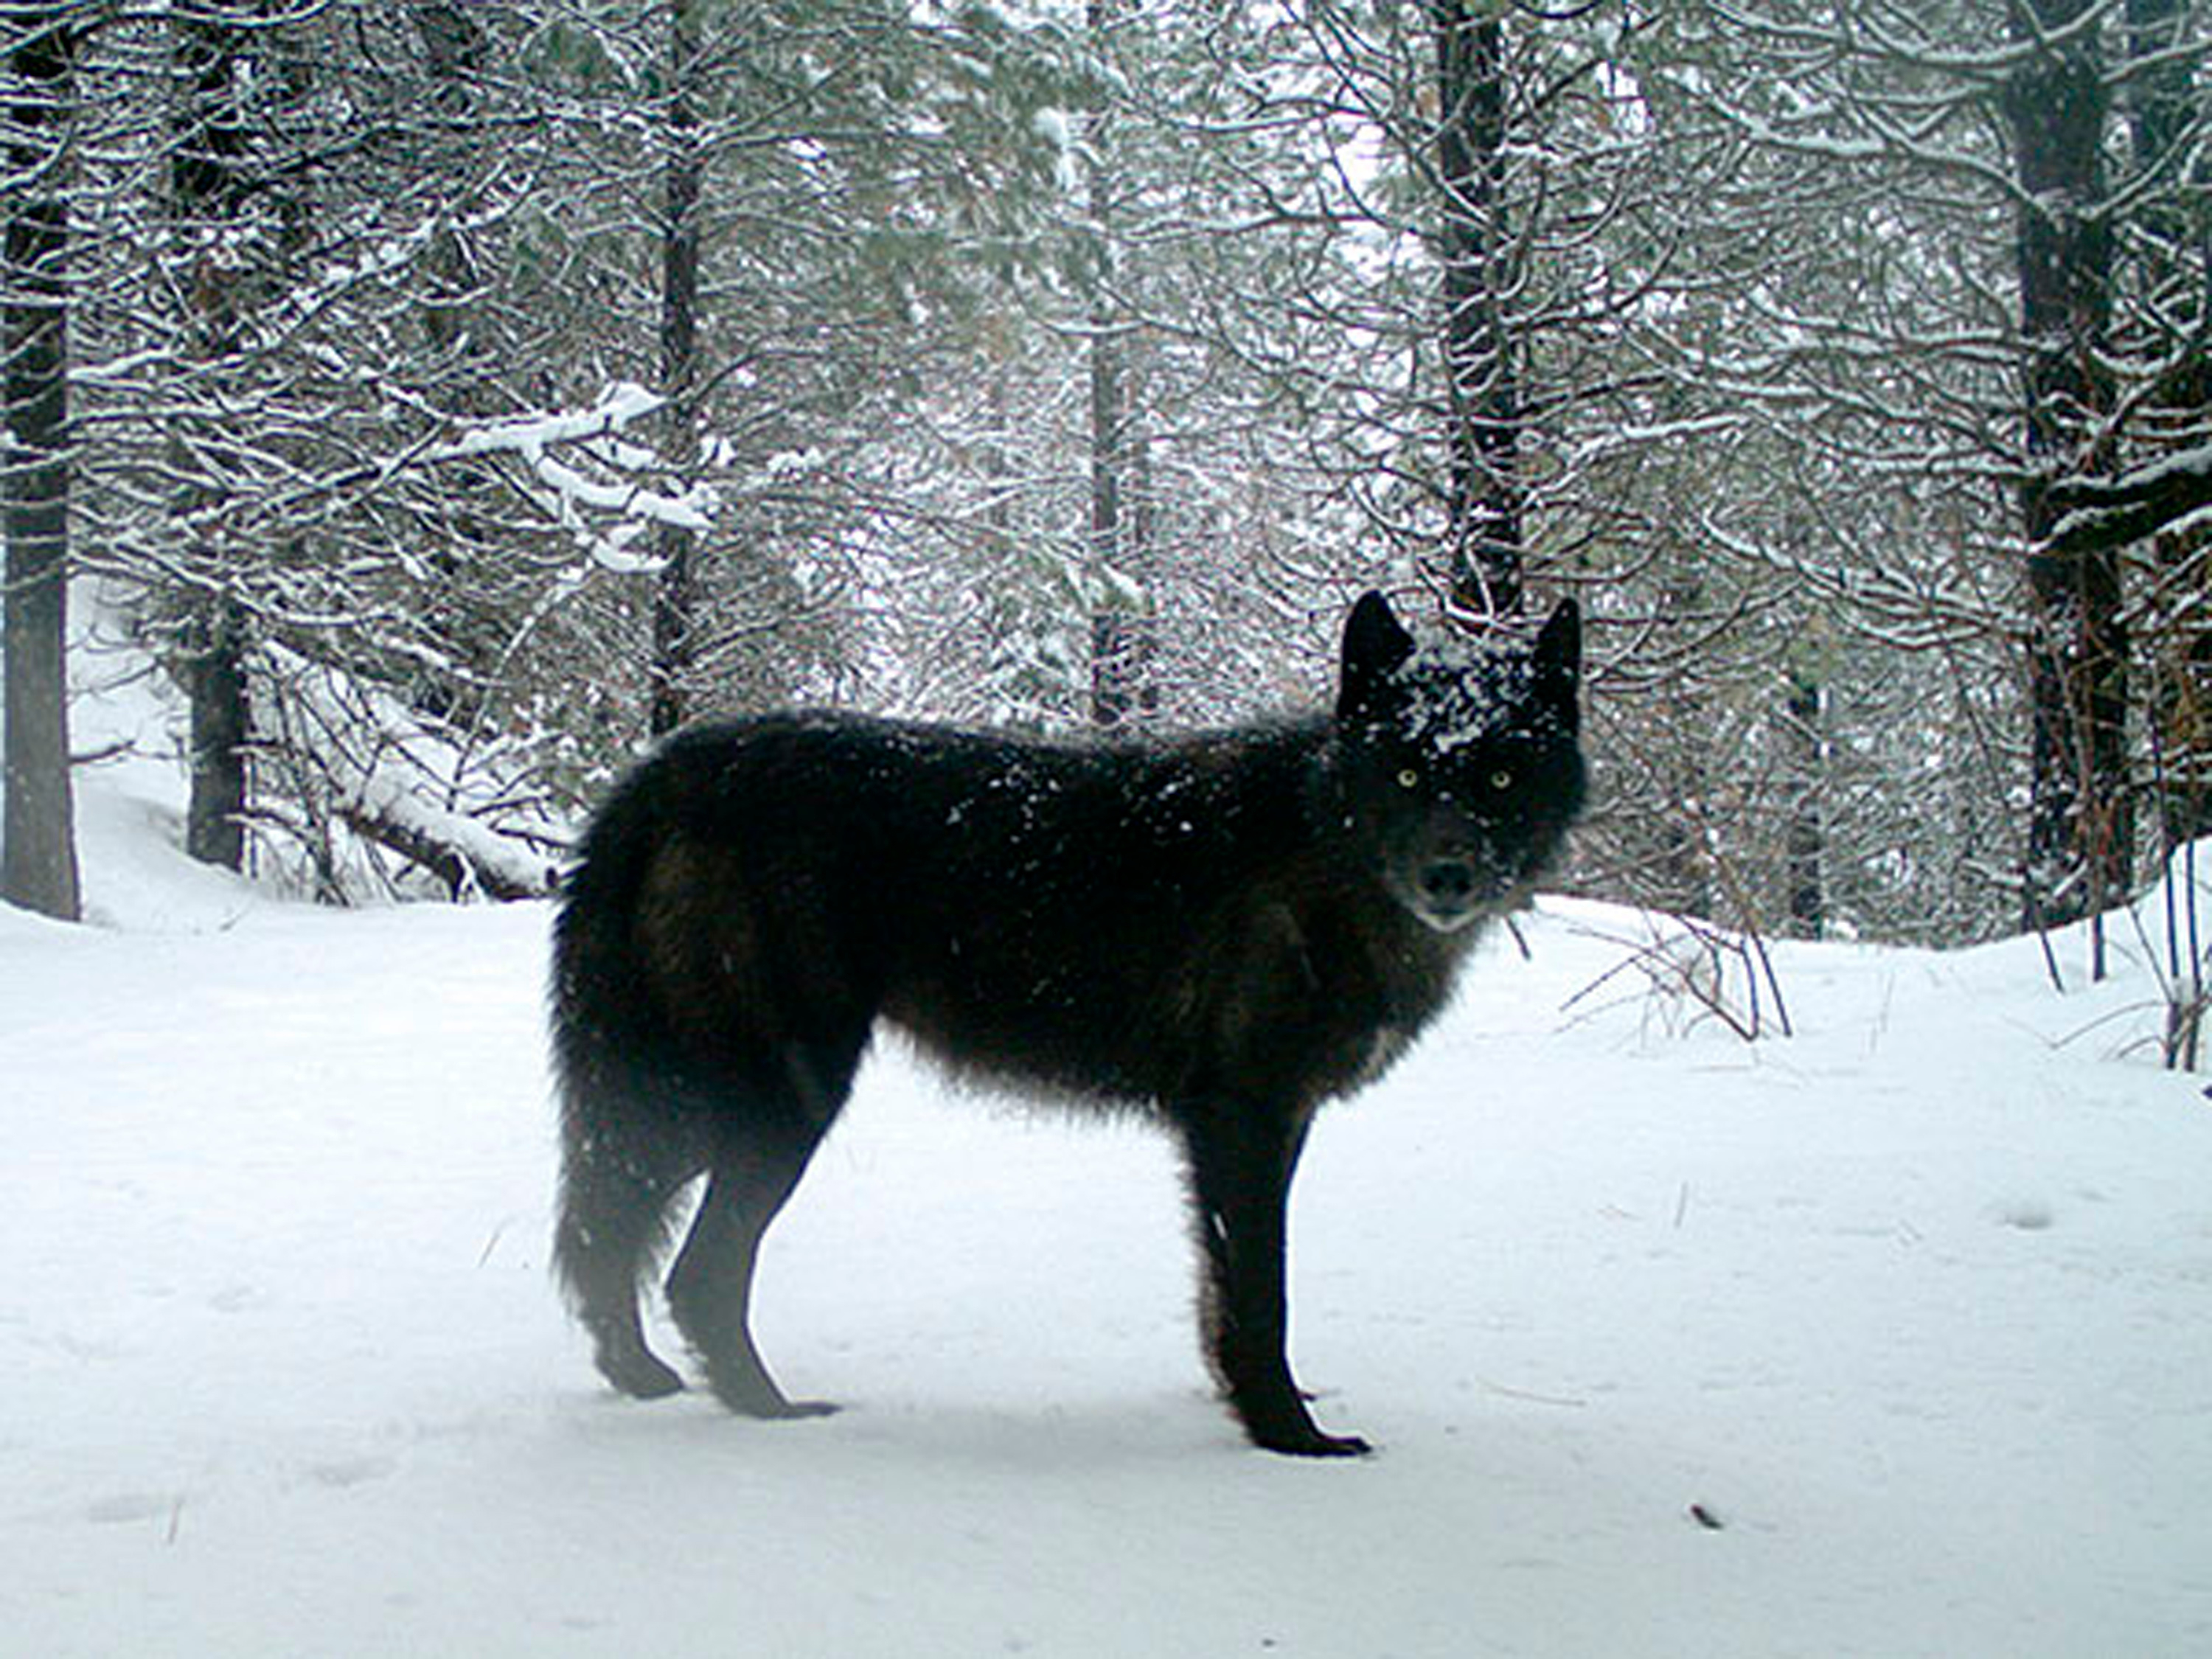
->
(1334, 590), (1585, 933)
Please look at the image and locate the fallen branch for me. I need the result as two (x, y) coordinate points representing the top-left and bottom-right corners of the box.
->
(337, 801), (553, 901)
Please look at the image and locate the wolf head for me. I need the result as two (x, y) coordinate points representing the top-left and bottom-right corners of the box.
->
(1335, 591), (1586, 933)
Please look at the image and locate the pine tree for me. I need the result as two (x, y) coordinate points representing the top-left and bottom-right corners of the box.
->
(1, 1), (80, 921)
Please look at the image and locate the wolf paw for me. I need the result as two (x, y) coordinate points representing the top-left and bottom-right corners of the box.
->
(703, 1368), (841, 1420)
(1267, 1428), (1373, 1459)
(1242, 1408), (1374, 1458)
(597, 1347), (686, 1400)
(752, 1396), (841, 1422)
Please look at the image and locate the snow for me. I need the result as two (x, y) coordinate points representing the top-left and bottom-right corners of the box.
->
(439, 382), (665, 464)
(260, 642), (564, 900)
(433, 383), (715, 569)
(8, 699), (2212, 1656)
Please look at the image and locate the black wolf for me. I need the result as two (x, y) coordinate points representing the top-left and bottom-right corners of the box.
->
(551, 591), (1584, 1456)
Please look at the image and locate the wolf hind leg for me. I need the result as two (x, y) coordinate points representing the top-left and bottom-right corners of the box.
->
(666, 1042), (855, 1419)
(665, 1144), (832, 1419)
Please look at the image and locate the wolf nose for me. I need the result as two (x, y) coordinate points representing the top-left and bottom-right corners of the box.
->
(1419, 860), (1476, 907)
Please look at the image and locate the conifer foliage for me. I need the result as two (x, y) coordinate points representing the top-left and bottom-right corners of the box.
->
(0, 1), (2204, 951)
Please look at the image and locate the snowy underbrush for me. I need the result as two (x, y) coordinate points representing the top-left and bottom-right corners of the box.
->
(66, 588), (569, 914)
(1539, 836), (2212, 1079)
(2101, 838), (2212, 1070)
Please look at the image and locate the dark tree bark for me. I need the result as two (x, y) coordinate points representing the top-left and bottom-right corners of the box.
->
(1784, 666), (1823, 939)
(2118, 0), (2212, 845)
(1, 4), (80, 921)
(1433, 1), (1522, 620)
(1087, 304), (1127, 726)
(1087, 314), (1152, 728)
(2009, 0), (2126, 933)
(172, 2), (255, 870)
(648, 0), (702, 739)
(2046, 457), (2212, 557)
(1085, 0), (1152, 728)
(411, 0), (490, 358)
(182, 597), (248, 870)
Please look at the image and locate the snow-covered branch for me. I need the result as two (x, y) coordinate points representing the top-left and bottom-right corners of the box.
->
(259, 646), (563, 902)
(2045, 444), (2212, 557)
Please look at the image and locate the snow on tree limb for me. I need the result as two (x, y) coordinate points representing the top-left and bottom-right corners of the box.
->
(434, 383), (713, 571)
(2045, 443), (2212, 555)
(260, 644), (563, 902)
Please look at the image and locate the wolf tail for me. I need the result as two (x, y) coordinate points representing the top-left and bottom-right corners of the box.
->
(547, 766), (698, 1398)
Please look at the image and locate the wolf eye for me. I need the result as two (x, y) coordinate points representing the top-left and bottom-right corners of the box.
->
(1397, 768), (1420, 790)
(1490, 768), (1514, 792)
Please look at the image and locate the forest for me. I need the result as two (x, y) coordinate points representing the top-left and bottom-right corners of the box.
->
(8, 10), (2212, 1635)
(3, 0), (2209, 966)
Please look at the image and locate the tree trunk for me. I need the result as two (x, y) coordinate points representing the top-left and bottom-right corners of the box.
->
(335, 802), (547, 903)
(183, 597), (248, 870)
(178, 612), (249, 868)
(1087, 307), (1145, 728)
(1085, 0), (1150, 728)
(2121, 0), (2212, 847)
(1, 4), (80, 922)
(648, 0), (703, 739)
(1784, 666), (1823, 939)
(1433, 1), (1522, 620)
(172, 3), (254, 871)
(411, 1), (489, 358)
(2011, 0), (2126, 935)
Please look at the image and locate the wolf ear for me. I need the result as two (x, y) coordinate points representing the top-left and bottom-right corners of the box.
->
(1533, 597), (1581, 733)
(1339, 591), (1416, 720)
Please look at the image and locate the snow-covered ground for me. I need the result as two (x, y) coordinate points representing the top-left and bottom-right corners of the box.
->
(7, 668), (2212, 1657)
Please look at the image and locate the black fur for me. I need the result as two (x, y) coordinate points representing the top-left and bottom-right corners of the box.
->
(551, 591), (1585, 1455)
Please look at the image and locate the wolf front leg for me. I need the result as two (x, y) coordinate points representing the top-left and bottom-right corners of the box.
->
(1180, 1100), (1370, 1458)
